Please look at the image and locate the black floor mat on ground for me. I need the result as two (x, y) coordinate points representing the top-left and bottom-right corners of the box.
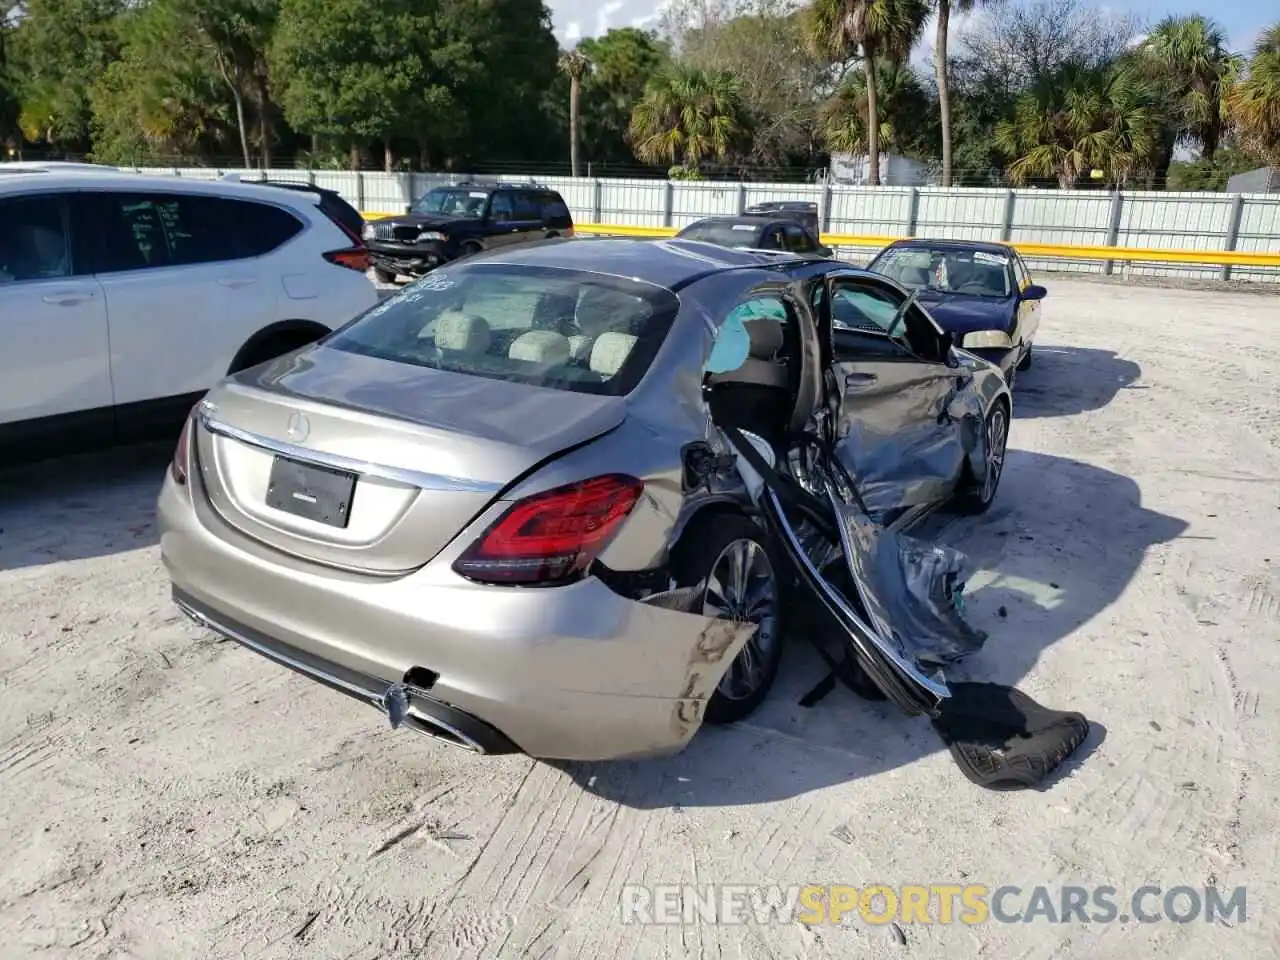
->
(930, 682), (1091, 790)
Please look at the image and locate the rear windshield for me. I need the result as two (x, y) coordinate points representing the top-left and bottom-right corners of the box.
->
(324, 263), (680, 396)
(678, 221), (764, 248)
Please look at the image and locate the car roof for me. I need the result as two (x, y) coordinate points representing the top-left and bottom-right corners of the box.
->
(439, 178), (561, 194)
(0, 169), (327, 212)
(466, 237), (836, 290)
(885, 237), (1015, 257)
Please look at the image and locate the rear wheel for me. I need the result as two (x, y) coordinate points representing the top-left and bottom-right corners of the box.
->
(953, 400), (1010, 515)
(670, 514), (786, 725)
(459, 241), (483, 258)
(372, 265), (395, 284)
(1017, 344), (1033, 371)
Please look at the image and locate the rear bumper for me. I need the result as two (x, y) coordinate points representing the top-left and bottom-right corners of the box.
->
(173, 588), (521, 754)
(157, 474), (751, 761)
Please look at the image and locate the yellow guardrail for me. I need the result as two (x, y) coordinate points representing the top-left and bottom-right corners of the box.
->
(360, 212), (1280, 269)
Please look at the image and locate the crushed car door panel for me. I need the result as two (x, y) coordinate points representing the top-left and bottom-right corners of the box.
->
(819, 275), (970, 516)
(721, 424), (955, 716)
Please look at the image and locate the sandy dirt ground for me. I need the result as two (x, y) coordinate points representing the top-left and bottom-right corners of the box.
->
(1, 277), (1278, 959)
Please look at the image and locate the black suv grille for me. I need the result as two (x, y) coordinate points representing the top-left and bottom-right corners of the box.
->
(371, 222), (424, 242)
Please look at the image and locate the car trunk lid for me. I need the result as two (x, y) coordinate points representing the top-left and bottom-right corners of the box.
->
(193, 347), (626, 574)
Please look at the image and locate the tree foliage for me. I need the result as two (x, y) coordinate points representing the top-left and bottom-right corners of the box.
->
(0, 0), (1275, 189)
(629, 63), (749, 173)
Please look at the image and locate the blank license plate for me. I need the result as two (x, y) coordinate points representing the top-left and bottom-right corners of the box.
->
(265, 456), (356, 528)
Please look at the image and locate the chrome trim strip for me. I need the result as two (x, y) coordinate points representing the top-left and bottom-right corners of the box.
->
(198, 412), (504, 494)
(175, 595), (380, 703)
(174, 596), (486, 752)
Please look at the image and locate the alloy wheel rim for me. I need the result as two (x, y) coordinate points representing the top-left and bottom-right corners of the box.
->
(982, 407), (1008, 503)
(702, 538), (780, 701)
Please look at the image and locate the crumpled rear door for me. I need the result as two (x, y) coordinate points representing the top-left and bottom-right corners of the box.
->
(724, 426), (985, 717)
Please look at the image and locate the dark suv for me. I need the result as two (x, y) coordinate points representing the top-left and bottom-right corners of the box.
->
(363, 179), (575, 281)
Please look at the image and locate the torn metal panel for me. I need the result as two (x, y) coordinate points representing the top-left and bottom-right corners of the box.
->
(829, 494), (988, 666)
(830, 368), (988, 517)
(633, 591), (758, 741)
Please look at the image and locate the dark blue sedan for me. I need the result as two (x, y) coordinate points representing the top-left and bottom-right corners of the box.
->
(866, 239), (1046, 383)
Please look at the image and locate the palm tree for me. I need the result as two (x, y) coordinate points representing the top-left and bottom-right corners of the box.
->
(821, 59), (933, 157)
(1139, 15), (1234, 185)
(933, 0), (989, 187)
(558, 48), (592, 177)
(1229, 24), (1280, 163)
(996, 61), (1162, 189)
(629, 64), (748, 174)
(806, 0), (930, 185)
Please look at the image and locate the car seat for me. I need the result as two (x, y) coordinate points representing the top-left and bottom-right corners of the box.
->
(568, 286), (644, 363)
(434, 312), (492, 355)
(588, 332), (638, 379)
(509, 330), (572, 368)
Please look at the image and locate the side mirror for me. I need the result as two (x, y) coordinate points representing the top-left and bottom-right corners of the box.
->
(1021, 284), (1047, 301)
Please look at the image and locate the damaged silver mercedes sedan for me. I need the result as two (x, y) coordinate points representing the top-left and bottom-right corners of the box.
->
(158, 238), (1012, 761)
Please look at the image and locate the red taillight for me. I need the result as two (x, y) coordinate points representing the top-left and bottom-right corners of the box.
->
(171, 413), (194, 485)
(453, 475), (645, 585)
(324, 247), (372, 272)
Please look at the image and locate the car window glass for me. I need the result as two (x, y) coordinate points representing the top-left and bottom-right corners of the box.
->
(708, 295), (788, 374)
(512, 191), (542, 220)
(489, 193), (515, 222)
(326, 264), (677, 397)
(412, 188), (488, 218)
(542, 195), (571, 220)
(1013, 256), (1030, 289)
(91, 193), (296, 271)
(872, 246), (1011, 298)
(784, 224), (815, 252)
(830, 284), (899, 333)
(0, 195), (69, 283)
(233, 200), (304, 254)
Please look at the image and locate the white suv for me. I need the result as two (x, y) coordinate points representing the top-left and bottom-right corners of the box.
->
(0, 168), (378, 464)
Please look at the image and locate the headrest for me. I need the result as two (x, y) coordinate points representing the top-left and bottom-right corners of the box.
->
(575, 286), (646, 337)
(567, 334), (595, 362)
(509, 330), (571, 367)
(435, 312), (491, 353)
(589, 332), (638, 378)
(743, 318), (784, 361)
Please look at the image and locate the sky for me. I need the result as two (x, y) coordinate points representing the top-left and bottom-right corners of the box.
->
(547, 0), (1275, 54)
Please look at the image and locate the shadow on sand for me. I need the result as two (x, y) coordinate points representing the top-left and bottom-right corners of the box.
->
(1013, 346), (1143, 419)
(0, 443), (170, 571)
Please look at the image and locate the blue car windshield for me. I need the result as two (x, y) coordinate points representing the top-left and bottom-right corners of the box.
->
(872, 246), (1011, 299)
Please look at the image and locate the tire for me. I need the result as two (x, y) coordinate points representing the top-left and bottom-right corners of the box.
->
(669, 513), (786, 725)
(953, 399), (1010, 515)
(459, 241), (483, 258)
(373, 266), (395, 284)
(1017, 344), (1033, 371)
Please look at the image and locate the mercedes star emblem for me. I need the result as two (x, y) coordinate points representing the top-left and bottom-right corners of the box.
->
(285, 411), (309, 442)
